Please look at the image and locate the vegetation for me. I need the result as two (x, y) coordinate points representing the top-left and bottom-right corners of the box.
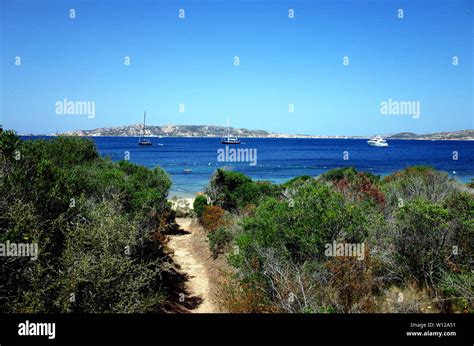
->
(207, 169), (280, 211)
(193, 195), (208, 218)
(2, 131), (472, 314)
(202, 166), (474, 313)
(0, 131), (176, 313)
(208, 227), (233, 258)
(200, 205), (226, 232)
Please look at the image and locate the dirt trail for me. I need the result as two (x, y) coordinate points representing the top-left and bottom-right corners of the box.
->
(168, 217), (217, 313)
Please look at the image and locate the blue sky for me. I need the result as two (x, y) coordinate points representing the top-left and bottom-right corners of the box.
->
(1, 0), (473, 136)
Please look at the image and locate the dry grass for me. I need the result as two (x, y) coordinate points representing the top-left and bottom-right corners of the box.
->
(378, 284), (439, 313)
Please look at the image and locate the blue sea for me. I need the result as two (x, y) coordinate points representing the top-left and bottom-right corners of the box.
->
(24, 137), (474, 197)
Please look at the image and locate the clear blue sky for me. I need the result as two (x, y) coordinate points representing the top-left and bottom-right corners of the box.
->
(1, 0), (473, 136)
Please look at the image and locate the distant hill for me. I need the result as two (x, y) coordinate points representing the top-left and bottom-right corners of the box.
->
(386, 132), (418, 139)
(387, 130), (474, 140)
(59, 124), (312, 138)
(57, 125), (474, 140)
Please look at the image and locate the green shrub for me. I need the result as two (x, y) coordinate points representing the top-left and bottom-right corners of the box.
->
(0, 132), (173, 313)
(282, 175), (313, 188)
(193, 195), (208, 218)
(53, 197), (167, 313)
(320, 167), (358, 183)
(393, 198), (454, 286)
(213, 166), (472, 313)
(439, 271), (473, 312)
(226, 178), (384, 313)
(233, 180), (378, 266)
(206, 169), (280, 211)
(442, 192), (474, 273)
(207, 169), (252, 210)
(0, 130), (21, 158)
(208, 227), (233, 257)
(382, 166), (460, 213)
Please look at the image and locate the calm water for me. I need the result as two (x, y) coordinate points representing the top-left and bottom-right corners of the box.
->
(24, 137), (474, 197)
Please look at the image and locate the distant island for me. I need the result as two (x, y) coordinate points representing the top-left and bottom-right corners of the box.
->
(55, 125), (474, 140)
(58, 124), (310, 138)
(386, 130), (474, 140)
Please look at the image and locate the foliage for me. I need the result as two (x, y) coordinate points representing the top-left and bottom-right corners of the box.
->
(382, 166), (460, 213)
(212, 166), (473, 313)
(0, 133), (173, 313)
(233, 180), (378, 266)
(215, 271), (275, 313)
(206, 169), (280, 211)
(193, 195), (208, 218)
(200, 205), (225, 232)
(319, 168), (385, 208)
(320, 167), (358, 182)
(281, 175), (313, 189)
(208, 227), (233, 257)
(393, 197), (472, 288)
(439, 271), (473, 313)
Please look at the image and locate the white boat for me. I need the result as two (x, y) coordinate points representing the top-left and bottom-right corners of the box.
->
(138, 111), (152, 146)
(367, 135), (388, 147)
(221, 115), (240, 145)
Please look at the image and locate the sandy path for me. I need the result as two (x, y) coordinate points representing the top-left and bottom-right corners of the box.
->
(168, 217), (217, 313)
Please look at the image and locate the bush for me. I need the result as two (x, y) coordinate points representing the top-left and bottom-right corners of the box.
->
(324, 251), (379, 312)
(442, 192), (474, 273)
(0, 130), (21, 158)
(53, 197), (166, 313)
(215, 271), (275, 313)
(393, 198), (454, 286)
(320, 167), (358, 182)
(282, 175), (313, 189)
(335, 173), (385, 207)
(208, 227), (232, 257)
(206, 169), (280, 211)
(233, 180), (378, 266)
(382, 166), (460, 213)
(439, 271), (473, 313)
(0, 133), (173, 313)
(319, 168), (385, 209)
(193, 195), (208, 218)
(215, 167), (472, 313)
(224, 178), (386, 312)
(206, 169), (252, 210)
(200, 205), (225, 232)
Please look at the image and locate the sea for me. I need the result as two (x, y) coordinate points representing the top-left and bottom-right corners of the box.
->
(23, 136), (474, 197)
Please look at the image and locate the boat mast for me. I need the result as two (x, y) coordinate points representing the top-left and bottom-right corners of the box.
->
(142, 111), (146, 138)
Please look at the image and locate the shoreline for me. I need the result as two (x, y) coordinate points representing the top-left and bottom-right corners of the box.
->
(22, 134), (474, 141)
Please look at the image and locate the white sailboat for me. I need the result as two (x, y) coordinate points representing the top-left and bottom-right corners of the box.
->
(138, 111), (152, 146)
(221, 115), (240, 145)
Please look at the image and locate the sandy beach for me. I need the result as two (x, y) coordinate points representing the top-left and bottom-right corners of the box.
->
(168, 196), (196, 213)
